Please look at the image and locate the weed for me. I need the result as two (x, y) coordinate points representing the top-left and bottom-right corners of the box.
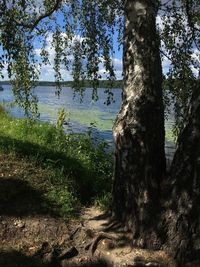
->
(0, 105), (113, 217)
(94, 192), (112, 210)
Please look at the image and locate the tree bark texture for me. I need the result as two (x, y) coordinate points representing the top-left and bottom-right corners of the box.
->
(162, 84), (200, 265)
(112, 0), (166, 249)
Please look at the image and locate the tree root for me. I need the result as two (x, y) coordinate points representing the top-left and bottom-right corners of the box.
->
(69, 226), (81, 240)
(89, 232), (116, 256)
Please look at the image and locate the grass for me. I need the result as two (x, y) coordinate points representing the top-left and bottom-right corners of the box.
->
(0, 105), (113, 219)
(0, 102), (175, 220)
(165, 130), (176, 143)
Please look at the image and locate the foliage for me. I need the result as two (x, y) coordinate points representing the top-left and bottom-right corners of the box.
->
(0, 1), (199, 134)
(65, 130), (113, 202)
(56, 108), (67, 129)
(94, 192), (112, 210)
(159, 0), (199, 135)
(46, 184), (78, 217)
(0, 0), (123, 113)
(0, 106), (113, 216)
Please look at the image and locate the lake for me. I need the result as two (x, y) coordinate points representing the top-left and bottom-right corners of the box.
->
(0, 85), (121, 139)
(0, 85), (175, 160)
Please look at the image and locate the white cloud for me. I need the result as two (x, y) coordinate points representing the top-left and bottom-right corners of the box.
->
(34, 32), (123, 81)
(156, 15), (165, 31)
(1, 69), (9, 80)
(0, 62), (9, 80)
(38, 57), (123, 81)
(113, 58), (123, 72)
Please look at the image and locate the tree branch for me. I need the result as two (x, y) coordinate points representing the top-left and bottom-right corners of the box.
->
(184, 0), (200, 51)
(160, 49), (173, 64)
(14, 0), (62, 30)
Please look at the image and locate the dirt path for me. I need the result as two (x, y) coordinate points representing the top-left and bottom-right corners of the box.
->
(1, 205), (198, 267)
(68, 207), (176, 267)
(0, 155), (196, 267)
(0, 203), (178, 267)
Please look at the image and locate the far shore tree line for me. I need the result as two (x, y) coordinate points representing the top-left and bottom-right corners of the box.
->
(0, 79), (123, 88)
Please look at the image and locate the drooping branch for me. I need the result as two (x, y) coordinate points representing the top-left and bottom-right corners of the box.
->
(0, 0), (7, 18)
(184, 0), (200, 50)
(13, 0), (62, 30)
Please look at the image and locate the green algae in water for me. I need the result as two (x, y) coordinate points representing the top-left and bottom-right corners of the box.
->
(38, 103), (115, 131)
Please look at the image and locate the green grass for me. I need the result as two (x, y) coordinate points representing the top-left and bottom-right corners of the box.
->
(165, 129), (175, 143)
(0, 106), (113, 219)
(0, 103), (175, 220)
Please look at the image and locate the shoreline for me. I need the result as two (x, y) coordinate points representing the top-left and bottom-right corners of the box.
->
(0, 80), (123, 89)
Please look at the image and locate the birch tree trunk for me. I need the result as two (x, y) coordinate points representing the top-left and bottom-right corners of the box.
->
(112, 0), (166, 249)
(163, 83), (200, 264)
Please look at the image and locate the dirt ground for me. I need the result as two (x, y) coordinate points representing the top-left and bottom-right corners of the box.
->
(0, 154), (198, 267)
(0, 205), (177, 267)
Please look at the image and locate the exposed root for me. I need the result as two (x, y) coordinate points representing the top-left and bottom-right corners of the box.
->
(90, 232), (116, 256)
(69, 226), (82, 240)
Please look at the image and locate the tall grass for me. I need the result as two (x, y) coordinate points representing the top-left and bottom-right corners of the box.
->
(0, 106), (113, 218)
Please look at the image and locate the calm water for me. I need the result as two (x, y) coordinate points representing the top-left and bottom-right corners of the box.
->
(0, 85), (175, 160)
(0, 85), (121, 140)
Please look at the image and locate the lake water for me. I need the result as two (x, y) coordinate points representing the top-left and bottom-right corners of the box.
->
(0, 85), (175, 160)
(0, 85), (121, 139)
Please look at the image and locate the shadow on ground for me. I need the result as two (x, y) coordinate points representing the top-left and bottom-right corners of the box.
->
(64, 260), (111, 267)
(0, 250), (51, 267)
(0, 177), (53, 216)
(0, 133), (88, 217)
(0, 134), (82, 172)
(0, 250), (111, 267)
(0, 134), (98, 203)
(80, 208), (135, 254)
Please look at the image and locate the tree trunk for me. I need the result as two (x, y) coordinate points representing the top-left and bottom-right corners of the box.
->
(112, 0), (166, 249)
(163, 84), (200, 265)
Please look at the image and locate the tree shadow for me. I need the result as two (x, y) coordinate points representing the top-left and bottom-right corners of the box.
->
(0, 134), (82, 173)
(88, 211), (133, 249)
(0, 177), (54, 217)
(0, 250), (51, 267)
(0, 134), (92, 204)
(65, 260), (111, 267)
(0, 250), (111, 267)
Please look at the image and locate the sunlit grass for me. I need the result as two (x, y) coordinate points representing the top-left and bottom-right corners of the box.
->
(0, 106), (113, 218)
(165, 129), (175, 143)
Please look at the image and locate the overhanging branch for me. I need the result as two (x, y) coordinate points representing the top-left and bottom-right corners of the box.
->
(14, 0), (62, 30)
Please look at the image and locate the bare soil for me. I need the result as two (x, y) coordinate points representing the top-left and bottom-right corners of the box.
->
(0, 206), (176, 267)
(0, 154), (198, 267)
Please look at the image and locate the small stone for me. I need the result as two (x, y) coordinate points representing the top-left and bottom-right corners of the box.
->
(14, 220), (25, 228)
(132, 261), (165, 267)
(28, 246), (38, 256)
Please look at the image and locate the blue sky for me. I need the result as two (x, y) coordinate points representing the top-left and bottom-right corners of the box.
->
(34, 29), (124, 81)
(31, 14), (173, 81)
(0, 8), (198, 82)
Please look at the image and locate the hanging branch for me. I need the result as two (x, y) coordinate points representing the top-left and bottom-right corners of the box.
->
(184, 0), (200, 50)
(13, 0), (62, 30)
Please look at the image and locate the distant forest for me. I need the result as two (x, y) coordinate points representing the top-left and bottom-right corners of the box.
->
(0, 80), (123, 88)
